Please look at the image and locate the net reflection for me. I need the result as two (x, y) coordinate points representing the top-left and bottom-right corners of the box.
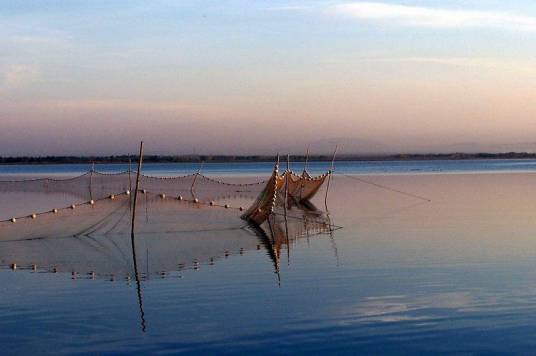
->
(247, 200), (338, 284)
(0, 192), (337, 279)
(0, 190), (338, 332)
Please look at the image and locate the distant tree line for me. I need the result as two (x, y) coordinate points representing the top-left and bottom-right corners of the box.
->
(1, 152), (536, 164)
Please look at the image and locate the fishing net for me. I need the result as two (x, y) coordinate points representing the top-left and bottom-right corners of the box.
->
(0, 193), (249, 276)
(0, 163), (335, 279)
(0, 170), (267, 204)
(240, 164), (331, 225)
(285, 170), (330, 201)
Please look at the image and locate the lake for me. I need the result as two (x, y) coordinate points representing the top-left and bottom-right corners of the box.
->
(2, 160), (536, 354)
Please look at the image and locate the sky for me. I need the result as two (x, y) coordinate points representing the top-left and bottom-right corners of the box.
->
(2, 0), (536, 155)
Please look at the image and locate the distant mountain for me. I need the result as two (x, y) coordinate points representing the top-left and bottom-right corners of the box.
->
(425, 142), (536, 154)
(308, 137), (394, 155)
(306, 138), (536, 155)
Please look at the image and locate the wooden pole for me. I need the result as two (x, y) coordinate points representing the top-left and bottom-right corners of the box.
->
(284, 154), (290, 263)
(285, 154), (290, 210)
(330, 145), (338, 172)
(89, 162), (94, 201)
(190, 160), (204, 194)
(324, 145), (338, 210)
(128, 159), (132, 191)
(130, 141), (146, 332)
(131, 141), (144, 233)
(303, 145), (310, 174)
(128, 159), (133, 208)
(300, 146), (310, 200)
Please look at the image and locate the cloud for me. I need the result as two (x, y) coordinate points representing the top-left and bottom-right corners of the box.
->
(321, 55), (536, 75)
(0, 98), (232, 121)
(330, 2), (536, 31)
(358, 56), (503, 68)
(1, 65), (39, 89)
(351, 56), (536, 74)
(266, 5), (312, 11)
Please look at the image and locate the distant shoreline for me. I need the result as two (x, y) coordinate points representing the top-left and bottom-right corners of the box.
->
(2, 152), (536, 164)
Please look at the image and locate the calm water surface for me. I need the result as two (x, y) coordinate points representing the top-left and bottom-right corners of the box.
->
(2, 158), (536, 176)
(2, 162), (536, 354)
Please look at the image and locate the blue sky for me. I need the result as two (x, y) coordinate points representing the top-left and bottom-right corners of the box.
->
(2, 1), (536, 155)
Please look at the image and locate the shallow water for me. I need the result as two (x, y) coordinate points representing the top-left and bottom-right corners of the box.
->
(2, 164), (536, 354)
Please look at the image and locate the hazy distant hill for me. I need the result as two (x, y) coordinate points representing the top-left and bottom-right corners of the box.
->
(428, 142), (536, 154)
(308, 137), (394, 155)
(308, 138), (536, 155)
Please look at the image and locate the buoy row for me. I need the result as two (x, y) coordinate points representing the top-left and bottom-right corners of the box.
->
(10, 263), (50, 272)
(3, 191), (137, 224)
(202, 175), (266, 187)
(4, 188), (245, 224)
(141, 171), (265, 187)
(173, 193), (242, 210)
(6, 246), (259, 279)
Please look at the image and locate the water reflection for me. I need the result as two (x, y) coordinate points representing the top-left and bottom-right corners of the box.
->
(248, 200), (339, 285)
(0, 191), (338, 333)
(6, 173), (536, 353)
